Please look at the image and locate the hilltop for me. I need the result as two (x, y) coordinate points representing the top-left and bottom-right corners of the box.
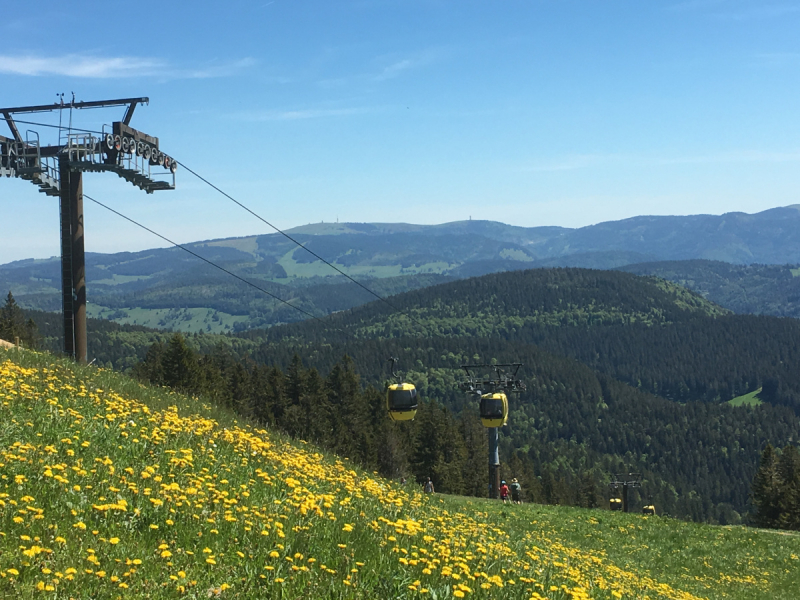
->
(1, 348), (798, 599)
(5, 205), (800, 332)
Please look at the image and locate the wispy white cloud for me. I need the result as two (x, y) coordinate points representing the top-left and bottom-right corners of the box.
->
(667, 0), (728, 12)
(523, 150), (800, 172)
(720, 4), (800, 19)
(371, 47), (448, 82)
(232, 107), (372, 121)
(0, 55), (162, 78)
(374, 59), (416, 81)
(655, 150), (800, 165)
(177, 58), (258, 79)
(0, 54), (256, 79)
(523, 154), (622, 173)
(753, 52), (800, 67)
(667, 0), (800, 19)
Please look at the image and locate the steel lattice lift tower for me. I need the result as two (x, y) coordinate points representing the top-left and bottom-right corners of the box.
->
(459, 363), (526, 499)
(0, 97), (176, 362)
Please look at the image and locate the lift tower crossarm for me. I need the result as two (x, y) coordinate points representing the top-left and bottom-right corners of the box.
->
(0, 97), (149, 115)
(0, 98), (148, 143)
(459, 363), (526, 394)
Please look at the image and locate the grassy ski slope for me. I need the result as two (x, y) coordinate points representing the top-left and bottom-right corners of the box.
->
(0, 348), (797, 599)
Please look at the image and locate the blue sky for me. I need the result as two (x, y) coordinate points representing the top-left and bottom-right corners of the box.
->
(1, 0), (799, 262)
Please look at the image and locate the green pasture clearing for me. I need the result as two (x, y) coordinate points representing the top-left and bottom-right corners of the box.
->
(201, 235), (260, 255)
(728, 388), (763, 406)
(92, 274), (153, 286)
(88, 305), (249, 334)
(500, 248), (534, 262)
(278, 249), (454, 280)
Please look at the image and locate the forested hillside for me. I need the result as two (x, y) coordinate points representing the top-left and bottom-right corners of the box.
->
(621, 260), (800, 318)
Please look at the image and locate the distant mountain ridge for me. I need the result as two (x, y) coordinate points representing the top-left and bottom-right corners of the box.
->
(3, 204), (800, 332)
(283, 204), (800, 264)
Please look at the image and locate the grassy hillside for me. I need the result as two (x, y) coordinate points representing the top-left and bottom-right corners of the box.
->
(1, 348), (798, 599)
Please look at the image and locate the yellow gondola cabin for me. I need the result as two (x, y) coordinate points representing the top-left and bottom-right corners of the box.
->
(387, 382), (418, 421)
(479, 392), (508, 428)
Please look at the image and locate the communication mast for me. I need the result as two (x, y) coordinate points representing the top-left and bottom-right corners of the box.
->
(0, 97), (176, 363)
(459, 363), (526, 500)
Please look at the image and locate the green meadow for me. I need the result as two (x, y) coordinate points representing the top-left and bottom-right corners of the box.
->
(0, 348), (797, 599)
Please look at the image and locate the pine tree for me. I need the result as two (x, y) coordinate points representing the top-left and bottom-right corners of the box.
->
(776, 446), (800, 531)
(0, 291), (37, 348)
(326, 356), (372, 463)
(460, 408), (489, 497)
(161, 334), (201, 394)
(751, 444), (781, 528)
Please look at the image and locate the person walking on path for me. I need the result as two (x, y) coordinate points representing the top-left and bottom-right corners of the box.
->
(510, 478), (522, 504)
(424, 477), (435, 494)
(499, 480), (510, 503)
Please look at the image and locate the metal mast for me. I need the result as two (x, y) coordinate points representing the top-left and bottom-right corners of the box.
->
(609, 472), (642, 513)
(459, 363), (526, 499)
(1, 97), (176, 362)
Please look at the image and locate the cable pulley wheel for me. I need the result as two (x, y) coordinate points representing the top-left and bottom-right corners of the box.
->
(143, 145), (152, 161)
(114, 135), (122, 151)
(169, 159), (178, 174)
(136, 141), (145, 157)
(121, 137), (130, 154)
(105, 134), (115, 151)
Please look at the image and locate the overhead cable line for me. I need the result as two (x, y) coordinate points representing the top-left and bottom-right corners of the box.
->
(6, 118), (104, 136)
(9, 119), (428, 333)
(84, 194), (330, 327)
(177, 160), (429, 333)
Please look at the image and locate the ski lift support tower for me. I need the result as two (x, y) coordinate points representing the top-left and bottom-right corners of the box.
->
(609, 472), (642, 513)
(459, 363), (526, 499)
(0, 97), (176, 363)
